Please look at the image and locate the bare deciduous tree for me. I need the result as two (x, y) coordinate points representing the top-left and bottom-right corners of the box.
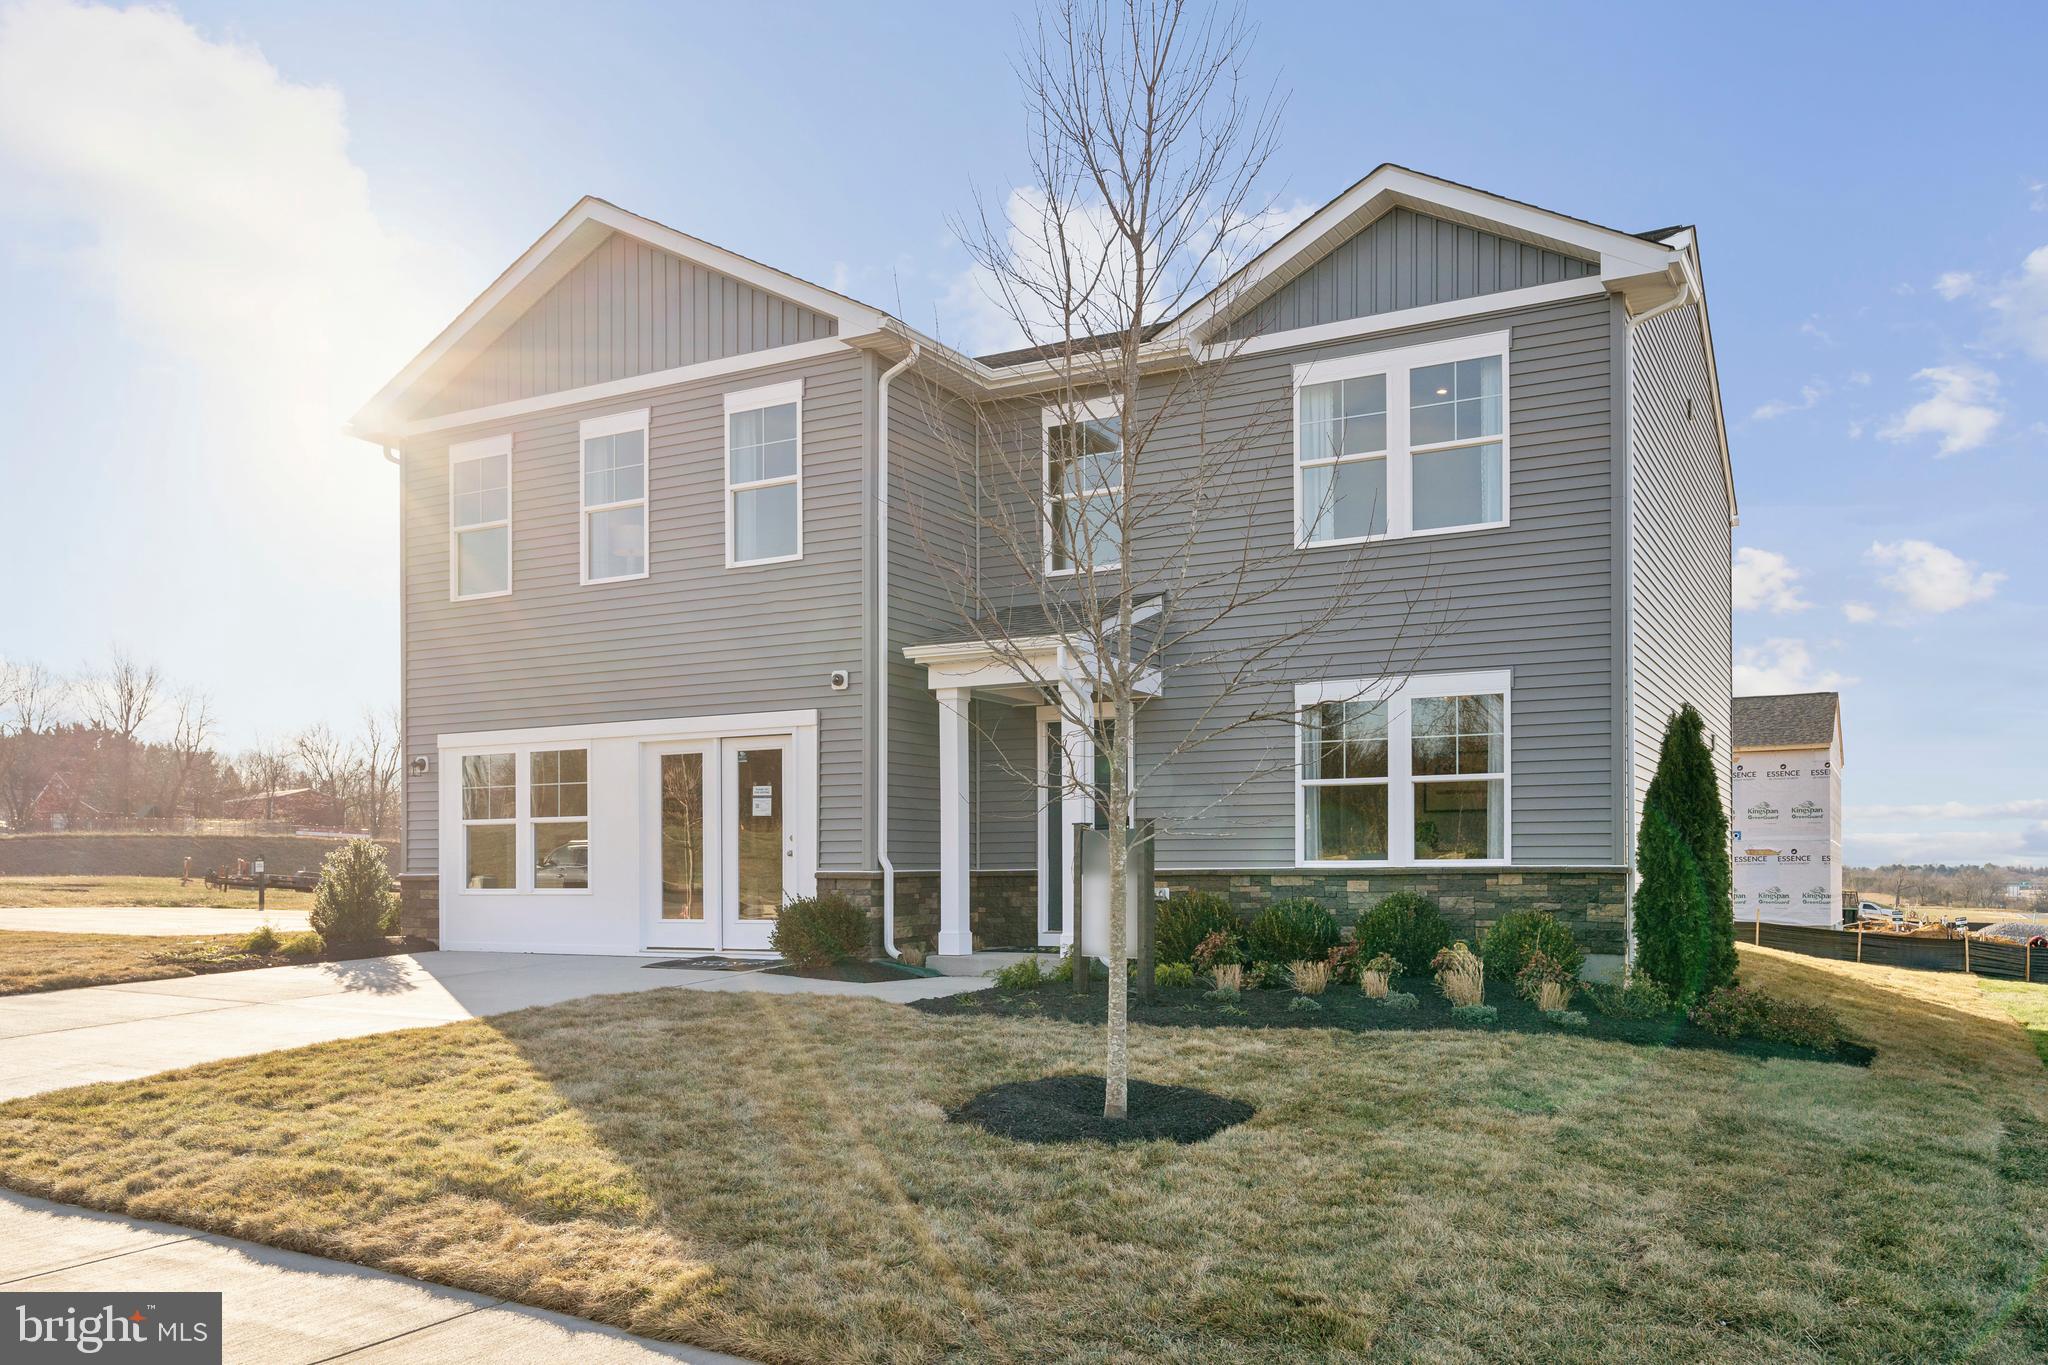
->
(161, 690), (216, 820)
(240, 739), (298, 821)
(357, 706), (403, 838)
(0, 661), (70, 828)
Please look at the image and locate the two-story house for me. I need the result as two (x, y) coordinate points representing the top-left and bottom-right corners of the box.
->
(348, 164), (1734, 976)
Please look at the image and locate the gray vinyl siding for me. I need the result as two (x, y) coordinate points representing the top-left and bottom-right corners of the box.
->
(973, 698), (1038, 870)
(1224, 207), (1597, 341)
(1627, 301), (1734, 832)
(399, 345), (870, 874)
(956, 294), (1622, 871)
(419, 231), (838, 419)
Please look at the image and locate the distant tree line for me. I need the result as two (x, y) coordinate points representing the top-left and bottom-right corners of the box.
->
(0, 651), (398, 837)
(1846, 863), (2045, 911)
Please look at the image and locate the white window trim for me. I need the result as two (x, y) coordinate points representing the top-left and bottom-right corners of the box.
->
(579, 408), (651, 586)
(1294, 668), (1513, 869)
(450, 744), (594, 896)
(1042, 396), (1124, 577)
(724, 378), (805, 568)
(1292, 330), (1511, 549)
(447, 434), (512, 602)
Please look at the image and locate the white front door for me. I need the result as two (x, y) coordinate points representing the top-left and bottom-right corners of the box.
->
(643, 736), (792, 954)
(646, 744), (718, 951)
(722, 737), (791, 951)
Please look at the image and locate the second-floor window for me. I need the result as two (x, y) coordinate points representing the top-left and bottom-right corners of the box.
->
(1045, 399), (1123, 574)
(449, 435), (511, 600)
(1295, 331), (1508, 546)
(580, 409), (649, 584)
(726, 380), (803, 566)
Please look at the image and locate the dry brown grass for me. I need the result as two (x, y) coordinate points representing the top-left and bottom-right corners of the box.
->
(1288, 960), (1330, 995)
(0, 875), (313, 912)
(1432, 942), (1486, 1007)
(0, 945), (2043, 1362)
(0, 930), (256, 995)
(1208, 962), (1241, 993)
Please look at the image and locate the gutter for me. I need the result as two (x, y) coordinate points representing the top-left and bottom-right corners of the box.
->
(874, 344), (921, 958)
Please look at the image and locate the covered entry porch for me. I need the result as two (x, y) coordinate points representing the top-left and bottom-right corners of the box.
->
(903, 630), (1160, 962)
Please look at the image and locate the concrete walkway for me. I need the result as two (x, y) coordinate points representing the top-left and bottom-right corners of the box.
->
(1, 1191), (750, 1363)
(0, 905), (316, 936)
(0, 951), (986, 1102)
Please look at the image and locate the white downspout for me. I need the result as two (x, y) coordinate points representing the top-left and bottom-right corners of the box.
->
(875, 344), (921, 958)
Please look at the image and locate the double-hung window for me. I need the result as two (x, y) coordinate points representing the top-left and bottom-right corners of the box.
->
(725, 380), (803, 566)
(449, 435), (511, 599)
(456, 747), (592, 892)
(1295, 331), (1507, 545)
(1296, 670), (1510, 865)
(581, 409), (649, 583)
(1044, 398), (1123, 574)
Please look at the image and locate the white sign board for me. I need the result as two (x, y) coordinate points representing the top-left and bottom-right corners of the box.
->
(1731, 746), (1841, 928)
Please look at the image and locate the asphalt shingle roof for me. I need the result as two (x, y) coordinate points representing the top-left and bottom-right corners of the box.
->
(1732, 692), (1840, 750)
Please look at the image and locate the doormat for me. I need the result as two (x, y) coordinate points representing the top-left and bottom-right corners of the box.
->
(644, 956), (781, 972)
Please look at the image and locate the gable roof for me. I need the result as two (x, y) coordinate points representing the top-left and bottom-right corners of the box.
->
(1732, 693), (1841, 753)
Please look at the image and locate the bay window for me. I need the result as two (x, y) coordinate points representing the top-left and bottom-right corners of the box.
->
(1045, 398), (1123, 574)
(449, 435), (511, 599)
(725, 380), (803, 566)
(1296, 332), (1508, 545)
(580, 409), (649, 583)
(1296, 670), (1510, 865)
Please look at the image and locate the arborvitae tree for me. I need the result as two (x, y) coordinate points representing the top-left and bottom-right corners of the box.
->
(1632, 704), (1737, 1000)
(310, 838), (396, 944)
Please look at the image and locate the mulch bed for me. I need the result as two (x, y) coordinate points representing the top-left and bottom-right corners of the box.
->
(766, 958), (935, 983)
(915, 977), (1874, 1067)
(950, 1073), (1255, 1145)
(161, 936), (426, 977)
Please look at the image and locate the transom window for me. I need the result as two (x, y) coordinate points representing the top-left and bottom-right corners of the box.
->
(1296, 671), (1510, 865)
(455, 747), (594, 893)
(726, 380), (803, 566)
(1045, 399), (1123, 574)
(449, 436), (511, 599)
(580, 409), (649, 584)
(1296, 332), (1508, 545)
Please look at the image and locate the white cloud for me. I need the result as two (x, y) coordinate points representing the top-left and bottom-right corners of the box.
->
(1798, 316), (1833, 345)
(1845, 828), (2048, 867)
(1933, 270), (1977, 300)
(1988, 243), (2048, 363)
(1842, 601), (1878, 624)
(1733, 639), (1852, 696)
(1731, 547), (1810, 613)
(1750, 382), (1825, 422)
(1855, 799), (2048, 821)
(1866, 539), (2004, 614)
(1878, 364), (2002, 455)
(1846, 371), (1872, 388)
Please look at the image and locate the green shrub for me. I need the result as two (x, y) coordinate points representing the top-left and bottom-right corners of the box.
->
(1584, 975), (1677, 1021)
(1204, 985), (1241, 1003)
(1481, 911), (1585, 983)
(993, 957), (1048, 990)
(1381, 991), (1418, 1011)
(1050, 951), (1109, 984)
(1633, 704), (1737, 1002)
(1687, 985), (1843, 1050)
(1549, 1009), (1588, 1029)
(1154, 961), (1197, 989)
(1243, 960), (1291, 990)
(770, 893), (869, 967)
(1190, 928), (1242, 972)
(1244, 898), (1340, 965)
(1287, 996), (1322, 1013)
(309, 838), (396, 945)
(1154, 892), (1240, 965)
(1325, 940), (1361, 985)
(1450, 1003), (1499, 1026)
(1354, 891), (1454, 975)
(243, 924), (280, 956)
(279, 931), (324, 959)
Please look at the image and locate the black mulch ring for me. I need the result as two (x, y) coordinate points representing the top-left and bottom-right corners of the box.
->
(766, 958), (934, 983)
(913, 978), (1875, 1068)
(950, 1074), (1255, 1145)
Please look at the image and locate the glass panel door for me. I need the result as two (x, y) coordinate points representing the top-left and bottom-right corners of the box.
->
(646, 746), (716, 950)
(723, 738), (788, 951)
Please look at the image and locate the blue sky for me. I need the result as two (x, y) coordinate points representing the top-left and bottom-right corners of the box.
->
(0, 0), (2042, 863)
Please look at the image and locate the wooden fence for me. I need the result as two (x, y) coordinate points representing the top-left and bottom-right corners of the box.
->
(1750, 921), (2040, 983)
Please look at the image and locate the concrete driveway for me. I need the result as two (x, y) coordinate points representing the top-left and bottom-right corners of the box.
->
(0, 905), (316, 936)
(0, 951), (987, 1102)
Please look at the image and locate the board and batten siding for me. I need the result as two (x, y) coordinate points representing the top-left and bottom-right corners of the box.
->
(1627, 300), (1734, 828)
(956, 293), (1624, 871)
(418, 231), (839, 419)
(399, 345), (871, 875)
(1223, 207), (1597, 341)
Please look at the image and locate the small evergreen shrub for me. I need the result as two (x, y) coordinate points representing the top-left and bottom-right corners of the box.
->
(993, 957), (1048, 990)
(1450, 1003), (1499, 1026)
(1584, 976), (1677, 1021)
(1355, 891), (1454, 975)
(279, 931), (324, 959)
(1381, 991), (1419, 1011)
(1155, 892), (1241, 966)
(243, 924), (280, 956)
(1290, 960), (1332, 995)
(1245, 898), (1341, 966)
(309, 838), (396, 945)
(770, 893), (869, 967)
(1687, 985), (1843, 1050)
(1431, 942), (1486, 1007)
(1204, 985), (1241, 1003)
(1548, 1009), (1588, 1029)
(1359, 952), (1400, 1000)
(1481, 910), (1585, 983)
(1191, 929), (1243, 973)
(1288, 996), (1322, 1013)
(1154, 961), (1197, 989)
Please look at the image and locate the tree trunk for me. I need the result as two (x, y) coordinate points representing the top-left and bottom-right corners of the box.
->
(1104, 797), (1129, 1120)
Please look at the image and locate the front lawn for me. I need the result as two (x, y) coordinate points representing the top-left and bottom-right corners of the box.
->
(0, 874), (314, 912)
(0, 930), (412, 996)
(0, 946), (2041, 1362)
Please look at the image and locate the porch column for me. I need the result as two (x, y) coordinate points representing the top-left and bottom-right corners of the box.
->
(936, 686), (974, 957)
(1057, 677), (1093, 954)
